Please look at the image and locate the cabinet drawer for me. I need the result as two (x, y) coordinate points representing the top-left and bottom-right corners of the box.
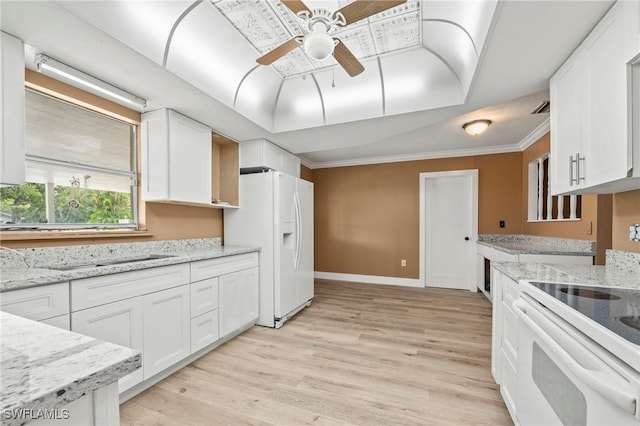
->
(502, 303), (518, 366)
(190, 253), (258, 282)
(71, 263), (190, 311)
(0, 283), (69, 321)
(190, 277), (218, 318)
(191, 310), (219, 353)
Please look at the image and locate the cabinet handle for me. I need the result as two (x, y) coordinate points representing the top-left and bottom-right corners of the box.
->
(569, 155), (577, 185)
(576, 153), (585, 183)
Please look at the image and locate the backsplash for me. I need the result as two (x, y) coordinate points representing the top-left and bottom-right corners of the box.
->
(0, 237), (222, 269)
(606, 250), (640, 275)
(479, 234), (596, 253)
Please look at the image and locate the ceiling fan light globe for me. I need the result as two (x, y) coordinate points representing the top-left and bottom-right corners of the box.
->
(304, 29), (335, 60)
(304, 22), (335, 61)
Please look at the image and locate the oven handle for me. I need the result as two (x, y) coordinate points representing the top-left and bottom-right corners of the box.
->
(513, 298), (637, 415)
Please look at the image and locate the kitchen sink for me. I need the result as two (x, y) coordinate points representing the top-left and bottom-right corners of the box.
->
(45, 254), (176, 271)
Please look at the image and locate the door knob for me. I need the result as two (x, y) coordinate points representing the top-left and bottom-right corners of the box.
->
(464, 237), (470, 241)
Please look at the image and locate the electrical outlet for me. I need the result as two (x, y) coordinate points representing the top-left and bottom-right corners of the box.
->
(630, 224), (640, 242)
(586, 221), (593, 235)
(499, 220), (505, 228)
(401, 259), (407, 267)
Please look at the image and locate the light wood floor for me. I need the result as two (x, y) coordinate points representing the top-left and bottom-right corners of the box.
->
(121, 280), (512, 425)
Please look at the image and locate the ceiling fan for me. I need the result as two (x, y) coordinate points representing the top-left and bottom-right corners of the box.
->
(257, 0), (407, 77)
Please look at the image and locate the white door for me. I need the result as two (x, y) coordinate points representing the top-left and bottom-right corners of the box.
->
(71, 297), (144, 393)
(142, 285), (190, 379)
(423, 171), (476, 290)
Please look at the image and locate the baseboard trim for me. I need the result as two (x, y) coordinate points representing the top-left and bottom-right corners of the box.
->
(314, 271), (423, 288)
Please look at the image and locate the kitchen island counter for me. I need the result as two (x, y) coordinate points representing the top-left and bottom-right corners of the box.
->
(0, 311), (140, 426)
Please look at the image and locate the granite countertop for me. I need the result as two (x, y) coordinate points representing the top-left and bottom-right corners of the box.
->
(0, 244), (259, 292)
(0, 312), (140, 426)
(477, 234), (596, 256)
(493, 262), (640, 290)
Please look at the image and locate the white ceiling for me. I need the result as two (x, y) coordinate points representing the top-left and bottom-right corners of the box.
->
(0, 0), (615, 168)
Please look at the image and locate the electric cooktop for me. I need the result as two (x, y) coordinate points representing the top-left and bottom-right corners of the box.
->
(528, 281), (640, 346)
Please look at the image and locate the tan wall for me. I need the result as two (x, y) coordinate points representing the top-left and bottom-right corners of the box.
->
(612, 189), (640, 253)
(313, 152), (523, 279)
(300, 165), (313, 182)
(0, 70), (222, 249)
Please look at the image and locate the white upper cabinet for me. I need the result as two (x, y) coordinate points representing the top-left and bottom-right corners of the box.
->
(0, 32), (25, 186)
(239, 139), (300, 178)
(550, 0), (640, 195)
(141, 109), (212, 205)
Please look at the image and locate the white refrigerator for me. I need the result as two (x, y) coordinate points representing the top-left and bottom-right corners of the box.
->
(224, 171), (314, 328)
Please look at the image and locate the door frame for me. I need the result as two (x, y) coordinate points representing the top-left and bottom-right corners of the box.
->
(419, 169), (479, 291)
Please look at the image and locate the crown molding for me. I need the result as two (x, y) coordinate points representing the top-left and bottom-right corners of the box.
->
(518, 117), (550, 151)
(305, 144), (523, 169)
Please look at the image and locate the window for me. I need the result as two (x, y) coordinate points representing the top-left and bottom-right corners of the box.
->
(0, 89), (137, 230)
(527, 153), (581, 222)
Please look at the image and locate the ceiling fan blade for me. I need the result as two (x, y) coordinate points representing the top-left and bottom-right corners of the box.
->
(333, 40), (365, 77)
(280, 0), (311, 15)
(257, 38), (300, 65)
(333, 0), (407, 26)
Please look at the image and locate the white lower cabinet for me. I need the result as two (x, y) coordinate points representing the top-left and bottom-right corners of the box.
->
(491, 267), (520, 421)
(219, 267), (259, 338)
(142, 285), (190, 378)
(5, 251), (260, 400)
(40, 314), (70, 330)
(71, 297), (144, 393)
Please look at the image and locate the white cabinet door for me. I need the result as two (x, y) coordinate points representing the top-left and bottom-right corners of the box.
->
(583, 1), (635, 188)
(0, 32), (25, 185)
(550, 0), (640, 195)
(168, 110), (211, 204)
(141, 109), (211, 204)
(219, 267), (259, 338)
(40, 314), (70, 330)
(491, 268), (503, 384)
(550, 55), (586, 195)
(140, 109), (169, 200)
(72, 297), (144, 393)
(239, 139), (300, 177)
(142, 285), (190, 378)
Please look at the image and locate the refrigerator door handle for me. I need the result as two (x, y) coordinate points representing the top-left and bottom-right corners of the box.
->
(294, 191), (302, 271)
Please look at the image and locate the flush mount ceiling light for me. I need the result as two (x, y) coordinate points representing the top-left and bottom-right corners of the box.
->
(462, 119), (492, 136)
(34, 53), (147, 111)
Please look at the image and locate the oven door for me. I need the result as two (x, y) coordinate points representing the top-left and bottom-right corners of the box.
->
(513, 295), (639, 426)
